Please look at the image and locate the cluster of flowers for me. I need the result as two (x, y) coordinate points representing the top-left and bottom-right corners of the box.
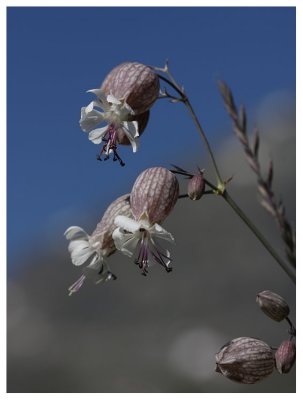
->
(65, 62), (207, 295)
(64, 60), (295, 385)
(65, 166), (179, 295)
(215, 290), (296, 384)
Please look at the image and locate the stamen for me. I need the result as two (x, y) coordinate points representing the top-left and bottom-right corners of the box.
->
(68, 274), (86, 296)
(134, 233), (150, 276)
(96, 124), (125, 166)
(133, 231), (172, 275)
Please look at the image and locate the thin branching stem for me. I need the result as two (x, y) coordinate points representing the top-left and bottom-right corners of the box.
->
(222, 191), (296, 283)
(157, 74), (224, 186)
(156, 64), (296, 284)
(285, 316), (296, 338)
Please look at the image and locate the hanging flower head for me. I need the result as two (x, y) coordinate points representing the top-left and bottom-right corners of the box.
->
(64, 194), (132, 295)
(80, 62), (159, 166)
(113, 167), (179, 276)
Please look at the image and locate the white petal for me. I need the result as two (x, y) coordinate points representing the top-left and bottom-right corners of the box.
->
(123, 121), (139, 138)
(149, 223), (175, 243)
(68, 240), (95, 266)
(87, 89), (108, 103)
(112, 228), (139, 257)
(114, 215), (142, 233)
(80, 107), (105, 132)
(88, 126), (109, 144)
(106, 93), (121, 105)
(86, 254), (102, 270)
(122, 101), (135, 116)
(85, 100), (103, 113)
(122, 121), (140, 153)
(64, 226), (89, 241)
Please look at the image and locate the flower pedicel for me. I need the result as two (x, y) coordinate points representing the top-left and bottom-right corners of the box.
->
(80, 62), (159, 165)
(64, 194), (132, 295)
(113, 167), (179, 275)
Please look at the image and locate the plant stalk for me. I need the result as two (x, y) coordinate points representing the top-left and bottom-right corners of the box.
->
(222, 190), (296, 283)
(156, 68), (296, 284)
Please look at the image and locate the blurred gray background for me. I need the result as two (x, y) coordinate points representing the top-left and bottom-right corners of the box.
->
(7, 90), (296, 393)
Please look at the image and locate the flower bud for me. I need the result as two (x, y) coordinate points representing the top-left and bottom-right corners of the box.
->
(187, 172), (205, 200)
(130, 167), (179, 224)
(215, 337), (274, 384)
(116, 110), (150, 145)
(275, 340), (296, 374)
(256, 290), (290, 322)
(101, 62), (160, 115)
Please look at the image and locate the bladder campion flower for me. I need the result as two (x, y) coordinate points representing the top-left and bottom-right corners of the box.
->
(64, 194), (132, 295)
(113, 167), (179, 276)
(80, 62), (159, 166)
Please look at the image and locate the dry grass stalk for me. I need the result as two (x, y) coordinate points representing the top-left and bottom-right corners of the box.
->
(218, 81), (295, 268)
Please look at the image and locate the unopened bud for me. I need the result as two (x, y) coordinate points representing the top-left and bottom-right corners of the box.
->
(187, 172), (205, 200)
(256, 290), (290, 322)
(215, 337), (274, 384)
(130, 167), (179, 224)
(275, 340), (296, 374)
(101, 62), (160, 115)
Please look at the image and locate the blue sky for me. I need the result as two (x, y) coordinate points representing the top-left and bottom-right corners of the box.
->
(7, 7), (295, 271)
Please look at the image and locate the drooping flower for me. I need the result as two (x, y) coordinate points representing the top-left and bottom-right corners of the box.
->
(80, 62), (159, 165)
(64, 194), (132, 295)
(100, 62), (160, 115)
(113, 167), (179, 276)
(80, 91), (139, 166)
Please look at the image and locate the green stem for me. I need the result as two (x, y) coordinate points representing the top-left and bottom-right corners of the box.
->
(222, 190), (296, 283)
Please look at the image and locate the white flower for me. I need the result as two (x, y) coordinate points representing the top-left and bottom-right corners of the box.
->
(112, 215), (174, 276)
(64, 226), (115, 296)
(79, 90), (140, 164)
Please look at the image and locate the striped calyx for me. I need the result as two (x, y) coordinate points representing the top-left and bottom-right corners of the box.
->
(256, 290), (290, 322)
(130, 167), (179, 224)
(275, 341), (296, 374)
(215, 337), (274, 384)
(92, 193), (132, 256)
(101, 62), (160, 115)
(187, 172), (205, 200)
